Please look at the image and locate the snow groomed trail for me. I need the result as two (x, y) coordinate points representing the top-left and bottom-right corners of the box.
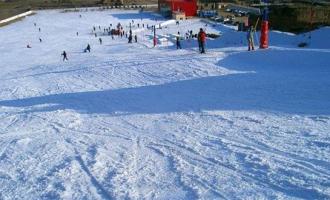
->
(0, 9), (330, 199)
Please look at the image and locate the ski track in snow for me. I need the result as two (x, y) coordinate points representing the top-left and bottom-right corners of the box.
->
(0, 9), (330, 200)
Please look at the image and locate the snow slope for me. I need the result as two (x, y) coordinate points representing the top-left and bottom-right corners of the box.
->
(0, 9), (330, 199)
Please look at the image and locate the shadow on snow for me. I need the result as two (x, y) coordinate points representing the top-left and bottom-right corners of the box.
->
(0, 49), (329, 116)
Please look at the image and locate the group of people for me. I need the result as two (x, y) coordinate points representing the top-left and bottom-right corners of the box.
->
(61, 21), (141, 61)
(176, 28), (206, 54)
(33, 14), (257, 62)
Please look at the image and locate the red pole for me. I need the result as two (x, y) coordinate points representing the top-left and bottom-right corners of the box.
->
(260, 8), (269, 49)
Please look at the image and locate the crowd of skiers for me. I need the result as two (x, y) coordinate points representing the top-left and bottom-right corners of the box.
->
(29, 14), (256, 62)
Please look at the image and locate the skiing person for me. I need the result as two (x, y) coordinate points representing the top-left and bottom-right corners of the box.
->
(198, 28), (206, 54)
(27, 44), (32, 48)
(197, 32), (201, 52)
(99, 38), (102, 45)
(85, 44), (91, 52)
(247, 25), (255, 51)
(39, 38), (42, 43)
(128, 34), (133, 43)
(134, 35), (137, 43)
(176, 35), (182, 49)
(61, 51), (68, 61)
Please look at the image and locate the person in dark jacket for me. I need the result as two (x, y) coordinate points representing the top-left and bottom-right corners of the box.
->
(61, 51), (68, 61)
(176, 36), (182, 49)
(134, 35), (137, 43)
(85, 44), (91, 52)
(128, 34), (133, 43)
(198, 28), (206, 53)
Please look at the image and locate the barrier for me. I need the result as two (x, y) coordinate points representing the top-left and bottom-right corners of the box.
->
(0, 10), (35, 25)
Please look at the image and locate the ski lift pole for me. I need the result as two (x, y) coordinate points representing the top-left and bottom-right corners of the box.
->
(153, 25), (157, 47)
(309, 0), (316, 45)
(252, 17), (260, 47)
(254, 17), (260, 32)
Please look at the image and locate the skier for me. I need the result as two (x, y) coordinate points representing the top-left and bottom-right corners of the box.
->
(198, 28), (206, 54)
(176, 36), (182, 49)
(27, 44), (32, 48)
(85, 44), (91, 52)
(61, 51), (68, 61)
(39, 38), (42, 43)
(134, 35), (137, 43)
(128, 34), (133, 43)
(197, 33), (201, 52)
(247, 25), (255, 51)
(99, 38), (102, 45)
(38, 28), (41, 32)
(76, 32), (79, 36)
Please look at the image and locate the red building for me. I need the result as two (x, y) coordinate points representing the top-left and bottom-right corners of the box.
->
(159, 0), (198, 17)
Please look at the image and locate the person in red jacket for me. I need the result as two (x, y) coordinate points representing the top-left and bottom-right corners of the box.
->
(198, 28), (206, 54)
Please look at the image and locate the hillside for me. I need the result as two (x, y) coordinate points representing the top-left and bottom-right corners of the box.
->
(0, 8), (330, 199)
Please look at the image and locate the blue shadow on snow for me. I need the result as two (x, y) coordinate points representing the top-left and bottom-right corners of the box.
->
(0, 49), (329, 116)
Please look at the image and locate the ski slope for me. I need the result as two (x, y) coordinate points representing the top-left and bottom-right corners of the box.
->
(0, 9), (330, 199)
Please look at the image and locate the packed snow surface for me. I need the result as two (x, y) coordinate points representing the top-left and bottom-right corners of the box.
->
(0, 9), (330, 199)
